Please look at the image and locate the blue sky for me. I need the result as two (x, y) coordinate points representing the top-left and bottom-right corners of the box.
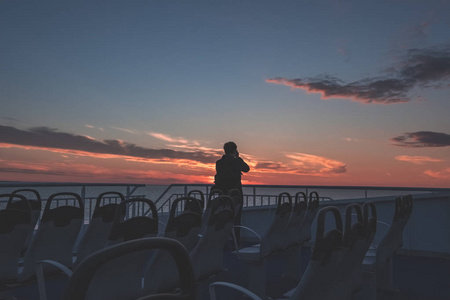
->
(1, 1), (449, 187)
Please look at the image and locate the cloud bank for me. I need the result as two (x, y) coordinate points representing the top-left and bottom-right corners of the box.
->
(391, 131), (450, 147)
(0, 125), (217, 164)
(267, 45), (450, 104)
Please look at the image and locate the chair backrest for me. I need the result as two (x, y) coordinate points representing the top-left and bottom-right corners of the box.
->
(260, 192), (292, 256)
(289, 206), (343, 300)
(63, 237), (195, 300)
(228, 189), (243, 219)
(142, 197), (201, 295)
(298, 191), (320, 244)
(335, 203), (367, 298)
(201, 189), (223, 231)
(20, 192), (84, 281)
(75, 192), (125, 265)
(165, 196), (202, 251)
(0, 194), (32, 283)
(285, 192), (308, 247)
(142, 196), (201, 295)
(376, 195), (412, 268)
(187, 190), (205, 210)
(108, 198), (158, 245)
(8, 189), (41, 229)
(190, 195), (235, 281)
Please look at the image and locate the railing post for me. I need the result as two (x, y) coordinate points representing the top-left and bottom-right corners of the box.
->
(81, 185), (86, 207)
(126, 185), (131, 200)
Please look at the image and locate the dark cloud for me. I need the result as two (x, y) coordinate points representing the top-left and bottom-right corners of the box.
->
(391, 131), (450, 147)
(267, 45), (450, 104)
(0, 125), (217, 164)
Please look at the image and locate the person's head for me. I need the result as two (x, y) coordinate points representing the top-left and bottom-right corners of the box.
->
(223, 141), (237, 155)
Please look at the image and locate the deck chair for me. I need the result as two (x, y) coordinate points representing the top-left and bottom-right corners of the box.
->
(58, 237), (195, 300)
(108, 198), (158, 245)
(330, 203), (368, 300)
(281, 192), (308, 281)
(201, 189), (223, 232)
(362, 195), (413, 297)
(142, 196), (202, 295)
(0, 194), (32, 283)
(353, 202), (377, 300)
(74, 191), (125, 265)
(285, 192), (308, 248)
(227, 189), (243, 217)
(234, 192), (293, 260)
(8, 189), (42, 255)
(190, 195), (235, 281)
(231, 192), (292, 298)
(298, 191), (320, 244)
(187, 190), (205, 210)
(19, 192), (84, 282)
(209, 206), (345, 300)
(287, 206), (344, 300)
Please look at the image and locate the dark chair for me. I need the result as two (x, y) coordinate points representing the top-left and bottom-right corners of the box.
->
(75, 191), (125, 265)
(362, 195), (413, 297)
(20, 192), (84, 281)
(190, 195), (235, 281)
(8, 189), (42, 255)
(62, 238), (195, 300)
(108, 198), (158, 245)
(142, 196), (202, 294)
(0, 194), (32, 283)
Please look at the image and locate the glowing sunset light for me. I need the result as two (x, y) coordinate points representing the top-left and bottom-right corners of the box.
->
(0, 1), (449, 187)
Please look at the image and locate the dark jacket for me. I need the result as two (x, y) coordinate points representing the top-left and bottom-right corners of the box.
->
(214, 154), (250, 193)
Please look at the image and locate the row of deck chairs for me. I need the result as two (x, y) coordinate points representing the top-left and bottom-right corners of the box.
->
(209, 195), (414, 300)
(230, 191), (320, 297)
(1, 188), (242, 299)
(51, 191), (240, 300)
(0, 190), (160, 286)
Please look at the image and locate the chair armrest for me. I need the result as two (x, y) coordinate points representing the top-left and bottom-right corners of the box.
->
(232, 225), (262, 255)
(36, 260), (73, 300)
(209, 281), (262, 300)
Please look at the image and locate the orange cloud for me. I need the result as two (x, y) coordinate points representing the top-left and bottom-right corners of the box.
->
(285, 152), (347, 176)
(0, 157), (213, 184)
(148, 132), (189, 144)
(395, 155), (443, 164)
(424, 168), (450, 180)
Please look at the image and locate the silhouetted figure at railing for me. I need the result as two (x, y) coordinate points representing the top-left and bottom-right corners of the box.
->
(212, 141), (250, 242)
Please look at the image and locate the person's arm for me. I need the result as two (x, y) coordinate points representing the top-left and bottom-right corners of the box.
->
(237, 157), (250, 173)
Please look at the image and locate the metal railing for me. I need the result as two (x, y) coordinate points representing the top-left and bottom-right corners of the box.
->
(151, 184), (450, 216)
(0, 182), (146, 223)
(2, 182), (449, 220)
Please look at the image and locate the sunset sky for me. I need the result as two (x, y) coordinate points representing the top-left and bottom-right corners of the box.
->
(1, 1), (449, 187)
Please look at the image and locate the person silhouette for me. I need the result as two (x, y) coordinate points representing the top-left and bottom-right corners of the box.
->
(212, 141), (250, 242)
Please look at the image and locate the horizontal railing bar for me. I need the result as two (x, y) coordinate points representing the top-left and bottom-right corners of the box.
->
(0, 182), (146, 188)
